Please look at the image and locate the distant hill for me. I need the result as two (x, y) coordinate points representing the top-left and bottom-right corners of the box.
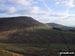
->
(47, 23), (74, 30)
(0, 16), (43, 32)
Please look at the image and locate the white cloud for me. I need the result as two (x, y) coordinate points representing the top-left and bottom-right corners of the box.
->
(16, 6), (50, 15)
(55, 0), (75, 18)
(0, 0), (71, 22)
(31, 6), (39, 14)
(50, 13), (69, 17)
(30, 6), (49, 15)
(0, 0), (39, 14)
(0, 0), (38, 8)
(40, 0), (68, 18)
(7, 7), (16, 14)
(9, 0), (37, 6)
(56, 0), (75, 8)
(0, 0), (57, 16)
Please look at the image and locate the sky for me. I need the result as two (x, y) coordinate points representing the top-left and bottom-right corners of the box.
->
(0, 0), (75, 27)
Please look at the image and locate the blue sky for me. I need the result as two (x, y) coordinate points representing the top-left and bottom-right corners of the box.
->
(0, 0), (75, 27)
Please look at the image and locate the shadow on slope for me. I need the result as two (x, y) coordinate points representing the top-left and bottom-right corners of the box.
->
(5, 28), (75, 44)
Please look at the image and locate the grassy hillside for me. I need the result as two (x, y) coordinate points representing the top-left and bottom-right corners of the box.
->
(0, 16), (75, 45)
(0, 16), (43, 32)
(0, 43), (75, 56)
(0, 43), (59, 56)
(0, 16), (75, 56)
(2, 26), (75, 44)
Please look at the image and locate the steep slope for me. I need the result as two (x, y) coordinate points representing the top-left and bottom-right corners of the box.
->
(0, 16), (43, 32)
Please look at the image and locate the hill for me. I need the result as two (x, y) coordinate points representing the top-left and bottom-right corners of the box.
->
(47, 23), (74, 30)
(0, 16), (50, 43)
(0, 16), (75, 44)
(0, 16), (75, 56)
(0, 16), (43, 32)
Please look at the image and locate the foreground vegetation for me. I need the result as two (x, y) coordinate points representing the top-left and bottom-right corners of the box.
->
(0, 26), (75, 56)
(0, 47), (24, 56)
(0, 43), (75, 56)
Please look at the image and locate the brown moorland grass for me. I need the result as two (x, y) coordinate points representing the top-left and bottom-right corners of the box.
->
(0, 49), (24, 56)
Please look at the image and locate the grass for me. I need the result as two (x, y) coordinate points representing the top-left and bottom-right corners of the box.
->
(0, 48), (24, 56)
(0, 43), (75, 56)
(0, 26), (75, 56)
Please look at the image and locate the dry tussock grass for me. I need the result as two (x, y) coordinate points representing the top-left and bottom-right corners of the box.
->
(0, 49), (24, 56)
